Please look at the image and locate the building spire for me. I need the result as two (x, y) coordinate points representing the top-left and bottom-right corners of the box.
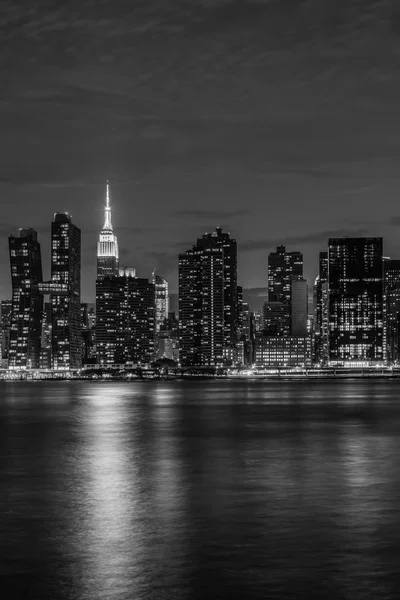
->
(103, 181), (113, 230)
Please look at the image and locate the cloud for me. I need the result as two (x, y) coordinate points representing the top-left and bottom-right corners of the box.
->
(241, 228), (369, 252)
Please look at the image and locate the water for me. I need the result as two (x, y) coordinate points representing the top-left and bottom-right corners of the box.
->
(1, 379), (400, 599)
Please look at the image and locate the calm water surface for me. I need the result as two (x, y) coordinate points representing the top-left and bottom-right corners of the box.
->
(1, 379), (400, 599)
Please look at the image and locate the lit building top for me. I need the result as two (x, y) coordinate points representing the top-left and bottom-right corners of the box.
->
(97, 182), (119, 278)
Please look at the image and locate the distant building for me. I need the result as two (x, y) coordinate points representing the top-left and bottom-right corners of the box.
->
(50, 213), (82, 370)
(8, 228), (43, 370)
(255, 335), (311, 368)
(96, 273), (155, 366)
(328, 237), (384, 366)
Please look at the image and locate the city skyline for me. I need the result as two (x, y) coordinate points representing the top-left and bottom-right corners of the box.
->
(1, 182), (399, 309)
(3, 2), (400, 303)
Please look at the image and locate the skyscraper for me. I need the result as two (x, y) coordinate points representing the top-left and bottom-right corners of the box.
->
(96, 272), (155, 365)
(197, 228), (238, 356)
(97, 182), (119, 279)
(50, 213), (81, 369)
(328, 237), (384, 366)
(268, 245), (303, 304)
(8, 228), (43, 369)
(383, 258), (400, 363)
(178, 248), (203, 366)
(178, 228), (237, 367)
(267, 245), (303, 335)
(200, 246), (225, 365)
(313, 251), (328, 364)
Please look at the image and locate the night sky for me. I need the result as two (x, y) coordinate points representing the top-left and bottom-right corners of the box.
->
(2, 0), (400, 305)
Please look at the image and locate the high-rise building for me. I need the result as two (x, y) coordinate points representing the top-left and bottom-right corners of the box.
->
(50, 213), (82, 370)
(197, 228), (238, 356)
(178, 228), (237, 366)
(178, 248), (203, 367)
(328, 237), (384, 366)
(8, 228), (43, 369)
(385, 288), (400, 364)
(96, 272), (155, 365)
(200, 246), (225, 365)
(0, 299), (12, 362)
(153, 273), (169, 333)
(383, 258), (400, 364)
(268, 245), (303, 304)
(291, 278), (308, 337)
(97, 183), (119, 279)
(313, 252), (329, 365)
(267, 245), (303, 335)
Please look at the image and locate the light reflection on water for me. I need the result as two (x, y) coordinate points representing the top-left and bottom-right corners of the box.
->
(1, 380), (400, 599)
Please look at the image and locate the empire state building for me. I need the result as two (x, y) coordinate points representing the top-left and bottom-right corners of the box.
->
(97, 182), (119, 278)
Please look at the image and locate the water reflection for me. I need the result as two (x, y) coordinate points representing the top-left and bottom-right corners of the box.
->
(1, 380), (400, 599)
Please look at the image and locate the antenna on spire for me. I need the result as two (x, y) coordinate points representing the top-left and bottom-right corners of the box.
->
(106, 180), (110, 209)
(103, 180), (113, 230)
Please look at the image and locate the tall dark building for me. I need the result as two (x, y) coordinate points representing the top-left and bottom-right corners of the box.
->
(200, 246), (225, 365)
(8, 228), (43, 369)
(268, 245), (303, 304)
(313, 251), (328, 364)
(178, 228), (237, 367)
(267, 245), (303, 335)
(197, 228), (238, 357)
(50, 213), (81, 369)
(328, 237), (384, 366)
(0, 299), (12, 362)
(96, 272), (155, 365)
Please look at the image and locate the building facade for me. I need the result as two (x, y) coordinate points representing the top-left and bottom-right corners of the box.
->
(96, 273), (155, 365)
(255, 335), (311, 368)
(8, 229), (43, 369)
(328, 237), (384, 366)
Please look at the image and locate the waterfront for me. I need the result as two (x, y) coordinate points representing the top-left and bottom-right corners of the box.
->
(1, 380), (400, 599)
